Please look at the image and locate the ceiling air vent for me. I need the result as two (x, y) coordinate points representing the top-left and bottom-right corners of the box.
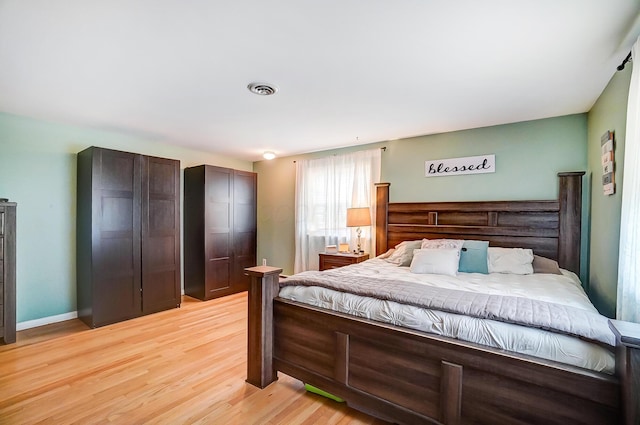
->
(247, 82), (278, 96)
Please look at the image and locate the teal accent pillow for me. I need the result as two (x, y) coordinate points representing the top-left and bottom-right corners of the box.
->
(458, 240), (489, 274)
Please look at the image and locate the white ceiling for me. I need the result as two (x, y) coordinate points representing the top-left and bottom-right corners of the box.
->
(1, 1), (639, 162)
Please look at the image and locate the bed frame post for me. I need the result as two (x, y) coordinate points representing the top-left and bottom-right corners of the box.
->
(245, 265), (283, 388)
(557, 171), (585, 274)
(609, 320), (640, 425)
(375, 183), (390, 256)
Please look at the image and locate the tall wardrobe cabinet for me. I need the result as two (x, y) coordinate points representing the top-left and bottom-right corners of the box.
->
(0, 201), (16, 344)
(77, 147), (181, 328)
(184, 165), (257, 300)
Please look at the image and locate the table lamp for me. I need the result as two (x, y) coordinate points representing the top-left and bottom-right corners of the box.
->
(346, 207), (371, 253)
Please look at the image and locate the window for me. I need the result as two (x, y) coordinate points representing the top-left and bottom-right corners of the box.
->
(294, 148), (381, 272)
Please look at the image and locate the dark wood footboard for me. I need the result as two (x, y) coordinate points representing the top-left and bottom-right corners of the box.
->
(245, 267), (623, 425)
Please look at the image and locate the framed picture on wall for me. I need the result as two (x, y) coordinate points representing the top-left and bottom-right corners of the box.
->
(601, 131), (615, 195)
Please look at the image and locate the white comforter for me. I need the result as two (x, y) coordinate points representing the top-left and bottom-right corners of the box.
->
(278, 258), (615, 374)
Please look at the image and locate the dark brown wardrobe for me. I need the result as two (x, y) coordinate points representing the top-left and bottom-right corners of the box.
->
(0, 201), (16, 344)
(184, 165), (256, 300)
(77, 147), (181, 328)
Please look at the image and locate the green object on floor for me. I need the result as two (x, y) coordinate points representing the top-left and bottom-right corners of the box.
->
(304, 383), (345, 402)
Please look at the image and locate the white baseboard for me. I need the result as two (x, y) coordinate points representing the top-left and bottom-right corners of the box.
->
(17, 311), (79, 331)
(16, 291), (186, 331)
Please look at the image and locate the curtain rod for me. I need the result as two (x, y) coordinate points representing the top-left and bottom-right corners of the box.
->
(617, 52), (632, 71)
(293, 146), (386, 162)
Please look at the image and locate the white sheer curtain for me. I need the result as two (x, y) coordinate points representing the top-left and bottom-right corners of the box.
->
(294, 148), (381, 273)
(617, 37), (640, 323)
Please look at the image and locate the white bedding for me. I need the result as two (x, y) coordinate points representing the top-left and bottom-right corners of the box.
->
(278, 258), (615, 374)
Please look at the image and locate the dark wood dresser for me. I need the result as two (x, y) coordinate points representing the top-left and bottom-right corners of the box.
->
(0, 201), (16, 344)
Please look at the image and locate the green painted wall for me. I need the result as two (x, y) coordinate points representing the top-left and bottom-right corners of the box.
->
(1, 92), (623, 324)
(0, 112), (252, 324)
(255, 114), (588, 277)
(586, 65), (632, 318)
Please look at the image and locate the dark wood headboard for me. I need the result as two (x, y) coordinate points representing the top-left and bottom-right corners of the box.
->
(374, 172), (585, 274)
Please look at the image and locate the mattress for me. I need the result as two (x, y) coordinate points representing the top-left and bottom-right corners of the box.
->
(278, 258), (615, 374)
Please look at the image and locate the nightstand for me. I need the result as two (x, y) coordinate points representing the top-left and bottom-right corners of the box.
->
(319, 252), (369, 271)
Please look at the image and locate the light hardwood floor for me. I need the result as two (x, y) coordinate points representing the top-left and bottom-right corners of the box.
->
(0, 293), (390, 425)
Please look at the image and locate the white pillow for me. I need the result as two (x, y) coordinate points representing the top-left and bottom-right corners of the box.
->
(420, 238), (464, 251)
(487, 247), (534, 275)
(384, 240), (422, 266)
(409, 248), (460, 276)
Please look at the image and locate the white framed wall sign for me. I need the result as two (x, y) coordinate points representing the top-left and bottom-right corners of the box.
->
(425, 154), (495, 177)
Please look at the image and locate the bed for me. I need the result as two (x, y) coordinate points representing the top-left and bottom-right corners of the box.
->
(245, 172), (640, 425)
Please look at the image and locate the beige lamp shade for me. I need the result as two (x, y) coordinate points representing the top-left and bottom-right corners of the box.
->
(346, 207), (371, 227)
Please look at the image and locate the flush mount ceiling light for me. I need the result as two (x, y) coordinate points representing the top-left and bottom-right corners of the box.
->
(263, 151), (276, 160)
(248, 82), (278, 96)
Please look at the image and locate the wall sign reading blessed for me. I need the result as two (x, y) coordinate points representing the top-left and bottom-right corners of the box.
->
(425, 154), (495, 177)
